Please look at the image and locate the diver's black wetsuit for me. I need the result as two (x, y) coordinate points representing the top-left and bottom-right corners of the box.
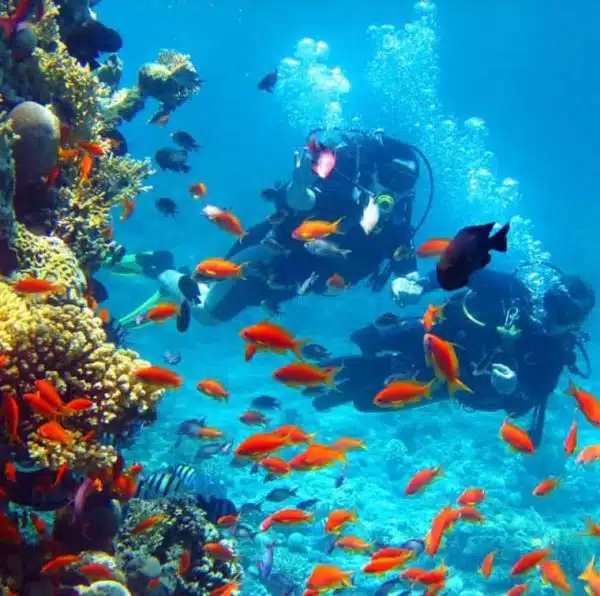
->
(312, 269), (582, 446)
(207, 135), (422, 322)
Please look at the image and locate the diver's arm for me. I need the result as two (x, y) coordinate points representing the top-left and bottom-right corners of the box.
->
(286, 150), (318, 211)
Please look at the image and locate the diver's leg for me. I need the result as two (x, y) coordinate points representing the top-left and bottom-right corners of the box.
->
(119, 291), (163, 329)
(350, 317), (424, 356)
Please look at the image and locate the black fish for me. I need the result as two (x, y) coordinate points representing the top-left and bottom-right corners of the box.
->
(296, 498), (319, 510)
(177, 418), (206, 435)
(196, 494), (237, 525)
(251, 395), (281, 410)
(436, 222), (510, 290)
(88, 276), (109, 303)
(239, 501), (263, 516)
(258, 70), (278, 93)
(135, 464), (197, 499)
(148, 109), (171, 126)
(101, 128), (128, 156)
(302, 343), (331, 362)
(177, 299), (191, 332)
(155, 148), (190, 173)
(301, 386), (326, 396)
(178, 274), (201, 304)
(171, 130), (200, 151)
(265, 487), (298, 502)
(63, 20), (122, 68)
(155, 197), (178, 217)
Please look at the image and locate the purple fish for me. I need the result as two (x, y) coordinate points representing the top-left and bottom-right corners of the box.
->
(220, 441), (233, 455)
(258, 542), (276, 581)
(71, 478), (94, 523)
(400, 537), (425, 557)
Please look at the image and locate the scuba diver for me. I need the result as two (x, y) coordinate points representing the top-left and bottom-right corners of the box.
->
(309, 265), (595, 447)
(110, 128), (435, 328)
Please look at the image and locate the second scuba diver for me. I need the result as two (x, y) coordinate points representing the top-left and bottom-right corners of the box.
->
(309, 265), (595, 447)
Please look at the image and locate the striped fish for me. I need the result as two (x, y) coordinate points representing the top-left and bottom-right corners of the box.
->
(134, 464), (197, 499)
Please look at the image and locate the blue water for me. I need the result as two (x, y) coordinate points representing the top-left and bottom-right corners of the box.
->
(94, 1), (599, 593)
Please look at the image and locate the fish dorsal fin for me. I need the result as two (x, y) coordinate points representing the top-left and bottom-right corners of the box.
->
(463, 222), (495, 237)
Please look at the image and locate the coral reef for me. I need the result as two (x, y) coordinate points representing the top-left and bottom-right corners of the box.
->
(0, 281), (164, 470)
(116, 497), (242, 595)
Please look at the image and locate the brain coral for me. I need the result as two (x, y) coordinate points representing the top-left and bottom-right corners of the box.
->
(0, 281), (165, 470)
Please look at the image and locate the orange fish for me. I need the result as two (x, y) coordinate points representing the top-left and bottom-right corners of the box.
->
(416, 238), (451, 257)
(79, 563), (114, 581)
(405, 467), (442, 495)
(41, 555), (82, 575)
(53, 462), (68, 487)
(178, 549), (191, 576)
(580, 556), (600, 595)
(576, 444), (600, 464)
(217, 514), (240, 528)
(82, 430), (96, 442)
(539, 560), (571, 593)
(58, 147), (80, 160)
(35, 380), (66, 411)
(325, 509), (357, 535)
(196, 379), (229, 401)
(480, 550), (497, 578)
(29, 513), (47, 537)
(582, 518), (600, 537)
(373, 379), (435, 408)
(292, 217), (344, 241)
(101, 226), (114, 240)
(423, 333), (472, 397)
(564, 420), (577, 456)
(80, 152), (93, 182)
(273, 362), (342, 388)
(425, 505), (459, 556)
(511, 548), (551, 575)
(0, 354), (8, 367)
(119, 198), (135, 221)
(2, 393), (22, 444)
(413, 561), (448, 585)
(364, 556), (412, 575)
(331, 437), (366, 452)
(259, 456), (290, 477)
(11, 277), (63, 295)
(506, 584), (529, 596)
(335, 536), (371, 553)
(134, 366), (183, 389)
(306, 564), (353, 591)
(4, 462), (15, 483)
(372, 547), (414, 561)
(204, 542), (236, 561)
(78, 141), (106, 156)
(209, 580), (241, 596)
(457, 487), (485, 506)
(244, 343), (257, 362)
(457, 505), (485, 522)
(326, 273), (349, 293)
(189, 182), (207, 198)
(37, 421), (73, 445)
(421, 304), (445, 331)
(565, 380), (600, 427)
(289, 443), (347, 471)
(195, 257), (247, 280)
(239, 320), (308, 359)
(98, 308), (111, 324)
(142, 303), (180, 323)
(44, 164), (61, 187)
(239, 410), (268, 426)
(272, 424), (315, 445)
(196, 427), (224, 440)
(234, 432), (290, 459)
(260, 508), (314, 531)
(24, 392), (59, 420)
(131, 514), (165, 534)
(500, 418), (535, 454)
(63, 398), (94, 414)
(533, 478), (560, 496)
(206, 207), (247, 239)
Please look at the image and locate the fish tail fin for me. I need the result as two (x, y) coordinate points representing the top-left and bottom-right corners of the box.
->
(341, 248), (352, 258)
(336, 451), (348, 465)
(489, 223), (510, 253)
(580, 556), (596, 582)
(325, 365), (343, 388)
(582, 518), (597, 536)
(292, 339), (309, 360)
(306, 432), (317, 444)
(333, 217), (346, 234)
(343, 571), (353, 587)
(307, 511), (315, 523)
(565, 378), (576, 396)
(424, 379), (436, 398)
(448, 377), (473, 398)
(238, 262), (250, 280)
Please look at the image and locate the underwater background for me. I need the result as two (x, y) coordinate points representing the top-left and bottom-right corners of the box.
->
(42, 0), (600, 593)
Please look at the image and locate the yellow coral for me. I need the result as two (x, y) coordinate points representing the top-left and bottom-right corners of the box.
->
(0, 281), (165, 471)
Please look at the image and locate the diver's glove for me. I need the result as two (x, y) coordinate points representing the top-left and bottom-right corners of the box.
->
(391, 272), (424, 307)
(286, 150), (317, 211)
(491, 363), (518, 395)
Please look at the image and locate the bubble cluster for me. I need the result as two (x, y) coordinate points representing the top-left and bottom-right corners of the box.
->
(365, 1), (551, 290)
(276, 37), (351, 132)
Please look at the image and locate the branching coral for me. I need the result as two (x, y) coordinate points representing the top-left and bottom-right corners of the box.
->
(0, 281), (165, 470)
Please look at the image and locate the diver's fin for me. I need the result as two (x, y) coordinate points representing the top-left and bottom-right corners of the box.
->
(118, 291), (162, 327)
(178, 275), (201, 303)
